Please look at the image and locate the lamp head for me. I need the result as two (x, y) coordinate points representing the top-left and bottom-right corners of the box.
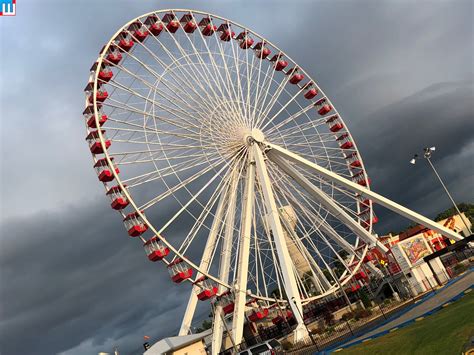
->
(410, 154), (418, 165)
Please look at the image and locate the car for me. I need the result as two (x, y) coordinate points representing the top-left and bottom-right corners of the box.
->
(238, 339), (283, 355)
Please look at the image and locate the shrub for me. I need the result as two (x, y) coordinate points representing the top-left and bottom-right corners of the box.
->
(354, 308), (372, 320)
(358, 289), (372, 308)
(326, 325), (335, 335)
(341, 311), (354, 321)
(454, 263), (467, 273)
(281, 340), (293, 350)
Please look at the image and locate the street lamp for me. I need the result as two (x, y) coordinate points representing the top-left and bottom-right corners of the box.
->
(410, 146), (472, 235)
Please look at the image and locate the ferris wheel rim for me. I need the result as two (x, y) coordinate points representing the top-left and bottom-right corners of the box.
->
(87, 8), (374, 303)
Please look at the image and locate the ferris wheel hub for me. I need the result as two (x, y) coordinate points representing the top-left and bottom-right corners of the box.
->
(243, 128), (265, 145)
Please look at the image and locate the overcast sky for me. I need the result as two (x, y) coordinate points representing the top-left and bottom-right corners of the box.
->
(0, 0), (473, 354)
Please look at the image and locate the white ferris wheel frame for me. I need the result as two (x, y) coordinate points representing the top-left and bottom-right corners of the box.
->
(85, 9), (464, 347)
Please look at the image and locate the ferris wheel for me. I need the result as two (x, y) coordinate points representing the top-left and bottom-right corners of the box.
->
(83, 9), (463, 350)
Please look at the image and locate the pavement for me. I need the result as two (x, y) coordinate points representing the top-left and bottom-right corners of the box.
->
(323, 269), (474, 353)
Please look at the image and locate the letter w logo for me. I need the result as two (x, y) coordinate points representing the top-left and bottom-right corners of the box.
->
(0, 0), (16, 16)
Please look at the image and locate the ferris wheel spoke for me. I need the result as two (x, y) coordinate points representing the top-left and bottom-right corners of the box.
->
(177, 169), (233, 256)
(155, 149), (244, 233)
(208, 22), (248, 122)
(256, 193), (285, 302)
(104, 125), (202, 142)
(269, 171), (337, 292)
(267, 117), (327, 138)
(108, 59), (210, 121)
(149, 22), (242, 119)
(106, 51), (213, 122)
(257, 69), (294, 128)
(123, 24), (232, 115)
(227, 23), (250, 127)
(177, 14), (246, 120)
(123, 154), (220, 189)
(104, 79), (204, 134)
(252, 60), (279, 126)
(259, 87), (306, 132)
(250, 54), (270, 126)
(191, 16), (242, 105)
(138, 156), (226, 211)
(267, 151), (386, 252)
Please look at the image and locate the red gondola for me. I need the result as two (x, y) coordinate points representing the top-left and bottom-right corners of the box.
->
(168, 258), (193, 283)
(304, 85), (318, 99)
(90, 61), (113, 83)
(363, 254), (374, 263)
(194, 276), (218, 301)
(123, 211), (148, 236)
(144, 236), (170, 262)
(94, 157), (119, 182)
(355, 271), (368, 281)
(346, 284), (361, 293)
(145, 15), (164, 36)
(358, 208), (378, 225)
(98, 67), (113, 82)
(88, 90), (108, 103)
(217, 24), (234, 41)
(270, 54), (288, 71)
(106, 48), (122, 65)
(352, 171), (371, 187)
(248, 307), (269, 322)
(271, 309), (293, 324)
(162, 13), (180, 33)
(345, 152), (361, 168)
(236, 31), (254, 49)
(326, 115), (343, 132)
(83, 105), (108, 128)
(180, 14), (197, 33)
(106, 185), (129, 210)
(128, 21), (149, 42)
(86, 130), (111, 154)
(254, 42), (271, 59)
(117, 32), (134, 52)
(287, 68), (304, 84)
(315, 98), (332, 116)
(336, 133), (353, 150)
(218, 291), (235, 315)
(198, 17), (217, 36)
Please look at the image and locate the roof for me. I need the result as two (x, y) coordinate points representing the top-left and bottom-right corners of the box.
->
(398, 225), (428, 241)
(144, 329), (211, 355)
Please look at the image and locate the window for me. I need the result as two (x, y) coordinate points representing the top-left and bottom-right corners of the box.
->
(268, 339), (281, 348)
(250, 344), (270, 354)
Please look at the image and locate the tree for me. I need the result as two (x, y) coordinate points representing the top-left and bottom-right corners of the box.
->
(196, 319), (212, 333)
(435, 202), (473, 224)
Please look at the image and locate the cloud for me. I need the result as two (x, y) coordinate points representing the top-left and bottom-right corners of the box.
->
(0, 199), (212, 355)
(0, 1), (472, 354)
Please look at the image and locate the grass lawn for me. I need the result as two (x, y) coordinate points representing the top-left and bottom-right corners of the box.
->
(338, 290), (474, 355)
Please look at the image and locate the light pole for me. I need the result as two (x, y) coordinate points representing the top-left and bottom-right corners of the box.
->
(410, 147), (472, 235)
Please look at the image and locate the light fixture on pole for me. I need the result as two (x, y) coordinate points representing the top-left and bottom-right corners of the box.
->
(410, 146), (472, 235)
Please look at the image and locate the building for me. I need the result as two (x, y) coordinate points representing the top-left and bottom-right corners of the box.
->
(144, 330), (211, 355)
(375, 213), (471, 295)
(390, 234), (448, 295)
(380, 213), (471, 251)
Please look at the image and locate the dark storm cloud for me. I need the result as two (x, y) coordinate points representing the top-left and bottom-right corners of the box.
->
(353, 79), (474, 232)
(0, 200), (210, 355)
(0, 0), (473, 354)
